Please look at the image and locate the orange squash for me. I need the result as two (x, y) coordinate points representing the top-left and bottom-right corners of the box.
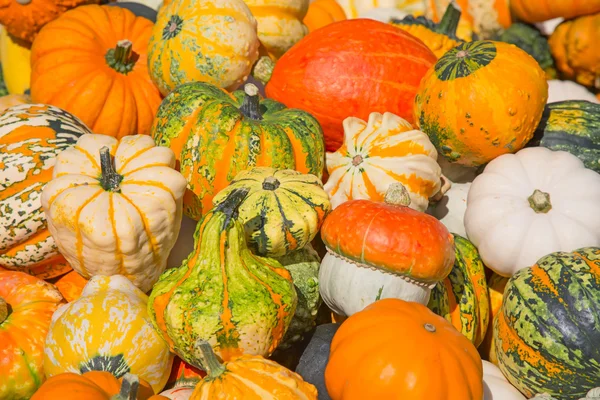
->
(30, 5), (162, 138)
(0, 271), (65, 399)
(478, 272), (509, 365)
(510, 0), (600, 24)
(50, 270), (88, 302)
(302, 0), (346, 33)
(325, 298), (483, 399)
(549, 14), (600, 89)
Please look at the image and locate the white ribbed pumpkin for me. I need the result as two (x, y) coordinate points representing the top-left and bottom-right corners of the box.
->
(483, 361), (526, 400)
(41, 134), (187, 292)
(324, 112), (441, 212)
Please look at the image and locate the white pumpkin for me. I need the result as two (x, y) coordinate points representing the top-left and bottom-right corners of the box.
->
(159, 386), (195, 399)
(534, 17), (563, 36)
(325, 112), (442, 212)
(335, 0), (424, 19)
(359, 7), (409, 22)
(427, 181), (470, 237)
(548, 80), (600, 104)
(41, 134), (188, 292)
(465, 147), (600, 277)
(483, 361), (526, 400)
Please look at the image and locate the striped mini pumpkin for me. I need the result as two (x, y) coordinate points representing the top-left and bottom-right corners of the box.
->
(151, 82), (325, 221)
(495, 247), (600, 399)
(0, 104), (91, 278)
(148, 188), (297, 365)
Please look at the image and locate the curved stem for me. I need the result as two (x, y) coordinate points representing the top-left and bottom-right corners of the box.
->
(196, 340), (226, 379)
(215, 187), (250, 229)
(437, 1), (462, 36)
(239, 84), (263, 120)
(99, 147), (123, 192)
(252, 56), (275, 85)
(111, 373), (139, 400)
(528, 189), (552, 213)
(0, 297), (9, 325)
(262, 176), (280, 191)
(384, 183), (411, 207)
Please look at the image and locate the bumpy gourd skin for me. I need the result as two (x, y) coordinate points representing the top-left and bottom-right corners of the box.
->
(148, 189), (297, 366)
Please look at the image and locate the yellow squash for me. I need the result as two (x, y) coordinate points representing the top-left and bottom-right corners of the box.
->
(0, 26), (30, 94)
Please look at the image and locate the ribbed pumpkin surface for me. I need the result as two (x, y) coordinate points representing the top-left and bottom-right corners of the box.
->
(0, 104), (90, 278)
(265, 19), (436, 152)
(151, 82), (325, 220)
(495, 247), (600, 399)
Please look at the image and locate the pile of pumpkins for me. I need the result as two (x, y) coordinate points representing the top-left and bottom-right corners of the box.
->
(0, 0), (599, 399)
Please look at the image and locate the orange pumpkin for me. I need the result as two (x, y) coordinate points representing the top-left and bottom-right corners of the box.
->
(325, 298), (483, 399)
(478, 272), (509, 365)
(0, 271), (65, 399)
(49, 270), (88, 302)
(510, 0), (600, 23)
(302, 0), (346, 33)
(0, 0), (100, 44)
(30, 5), (162, 138)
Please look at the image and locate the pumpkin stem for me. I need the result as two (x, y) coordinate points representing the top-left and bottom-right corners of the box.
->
(99, 146), (123, 192)
(424, 323), (436, 333)
(262, 176), (280, 191)
(240, 84), (263, 120)
(196, 340), (226, 379)
(215, 187), (250, 229)
(111, 373), (139, 400)
(437, 1), (462, 36)
(384, 183), (411, 207)
(0, 297), (9, 325)
(105, 40), (138, 74)
(528, 189), (552, 213)
(252, 56), (274, 85)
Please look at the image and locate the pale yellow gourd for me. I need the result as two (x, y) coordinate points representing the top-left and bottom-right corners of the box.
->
(40, 134), (187, 292)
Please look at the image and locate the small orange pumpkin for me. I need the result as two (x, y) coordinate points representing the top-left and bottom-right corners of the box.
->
(49, 270), (88, 302)
(302, 0), (346, 33)
(30, 5), (162, 138)
(325, 298), (484, 399)
(478, 272), (509, 365)
(510, 0), (600, 23)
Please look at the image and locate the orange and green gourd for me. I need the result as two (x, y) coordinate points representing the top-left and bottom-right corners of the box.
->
(148, 188), (298, 365)
(428, 234), (490, 347)
(151, 82), (325, 220)
(414, 40), (548, 167)
(478, 271), (508, 364)
(0, 104), (91, 278)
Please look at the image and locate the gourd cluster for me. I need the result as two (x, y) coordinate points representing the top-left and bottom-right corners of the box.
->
(0, 0), (599, 399)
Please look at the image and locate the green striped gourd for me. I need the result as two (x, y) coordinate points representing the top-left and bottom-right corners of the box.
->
(529, 101), (600, 173)
(151, 82), (325, 221)
(428, 234), (490, 346)
(148, 188), (297, 366)
(495, 247), (600, 399)
(212, 167), (331, 257)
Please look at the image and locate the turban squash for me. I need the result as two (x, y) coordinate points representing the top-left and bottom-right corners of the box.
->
(0, 104), (91, 279)
(151, 82), (325, 220)
(30, 5), (161, 138)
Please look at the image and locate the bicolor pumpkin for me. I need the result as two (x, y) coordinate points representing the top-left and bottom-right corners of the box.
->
(414, 41), (548, 167)
(0, 104), (91, 279)
(151, 82), (325, 220)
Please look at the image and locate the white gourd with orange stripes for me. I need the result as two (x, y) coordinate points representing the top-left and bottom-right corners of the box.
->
(40, 134), (187, 292)
(324, 112), (441, 212)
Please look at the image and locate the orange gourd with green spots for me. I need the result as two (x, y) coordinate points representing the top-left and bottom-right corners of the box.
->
(414, 41), (548, 167)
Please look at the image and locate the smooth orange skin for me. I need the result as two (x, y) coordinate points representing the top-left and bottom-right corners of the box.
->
(510, 0), (600, 23)
(49, 270), (88, 302)
(478, 272), (509, 365)
(325, 298), (483, 400)
(302, 0), (346, 33)
(30, 5), (162, 138)
(549, 14), (600, 88)
(321, 199), (455, 282)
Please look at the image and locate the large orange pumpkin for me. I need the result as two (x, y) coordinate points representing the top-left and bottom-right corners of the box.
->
(263, 19), (437, 152)
(30, 5), (162, 138)
(0, 271), (65, 399)
(325, 298), (483, 399)
(510, 0), (600, 24)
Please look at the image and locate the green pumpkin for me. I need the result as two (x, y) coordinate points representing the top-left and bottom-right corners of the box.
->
(427, 235), (490, 347)
(494, 247), (600, 399)
(148, 188), (298, 366)
(529, 101), (600, 173)
(151, 82), (325, 221)
(212, 167), (331, 257)
(274, 245), (322, 350)
(495, 23), (556, 77)
(0, 63), (7, 97)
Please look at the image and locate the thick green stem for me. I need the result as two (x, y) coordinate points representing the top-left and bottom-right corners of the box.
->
(99, 147), (123, 192)
(105, 40), (137, 74)
(215, 187), (250, 230)
(437, 1), (462, 36)
(384, 183), (411, 207)
(528, 189), (552, 214)
(196, 340), (226, 379)
(111, 373), (139, 400)
(252, 56), (275, 85)
(0, 297), (9, 325)
(262, 176), (280, 191)
(239, 84), (263, 120)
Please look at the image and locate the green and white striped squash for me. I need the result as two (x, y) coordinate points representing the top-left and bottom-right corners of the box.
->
(529, 101), (600, 173)
(495, 247), (600, 400)
(212, 167), (331, 257)
(428, 234), (489, 347)
(151, 82), (325, 221)
(0, 104), (91, 279)
(148, 188), (297, 366)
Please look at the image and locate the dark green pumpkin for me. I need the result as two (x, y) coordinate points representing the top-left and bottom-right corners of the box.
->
(495, 23), (555, 76)
(494, 247), (600, 399)
(151, 82), (325, 220)
(528, 100), (600, 172)
(427, 235), (489, 347)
